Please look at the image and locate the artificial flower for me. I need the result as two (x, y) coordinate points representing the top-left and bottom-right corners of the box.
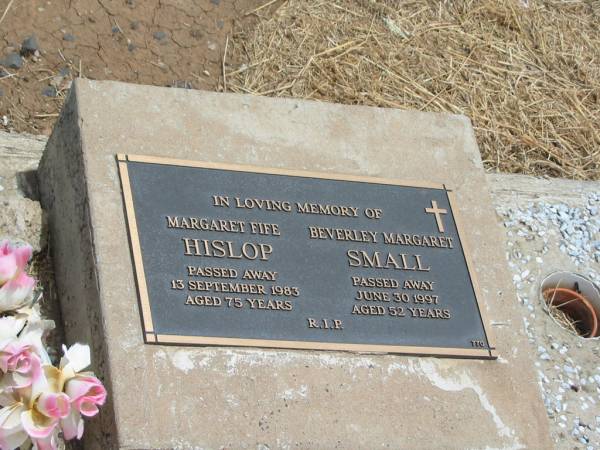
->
(34, 392), (70, 420)
(58, 374), (106, 441)
(0, 239), (105, 449)
(60, 343), (91, 378)
(0, 317), (27, 349)
(0, 374), (56, 450)
(0, 402), (28, 450)
(30, 430), (59, 450)
(0, 242), (36, 313)
(65, 375), (106, 418)
(21, 408), (58, 444)
(44, 344), (106, 441)
(0, 343), (43, 390)
(0, 321), (52, 395)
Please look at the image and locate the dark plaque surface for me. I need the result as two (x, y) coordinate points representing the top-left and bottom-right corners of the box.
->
(117, 154), (496, 359)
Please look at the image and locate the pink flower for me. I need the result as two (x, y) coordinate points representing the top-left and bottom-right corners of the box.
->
(0, 241), (35, 313)
(0, 343), (44, 389)
(59, 408), (84, 441)
(65, 376), (106, 417)
(36, 393), (70, 419)
(61, 375), (106, 440)
(0, 391), (62, 450)
(20, 409), (57, 441)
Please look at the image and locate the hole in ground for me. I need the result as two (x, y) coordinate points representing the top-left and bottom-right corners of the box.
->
(540, 272), (600, 339)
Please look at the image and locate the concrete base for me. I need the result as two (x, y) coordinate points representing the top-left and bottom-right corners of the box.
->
(38, 80), (551, 449)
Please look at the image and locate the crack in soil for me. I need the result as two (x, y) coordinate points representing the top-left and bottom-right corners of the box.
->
(0, 0), (266, 134)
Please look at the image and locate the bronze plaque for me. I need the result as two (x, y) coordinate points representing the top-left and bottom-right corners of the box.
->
(117, 154), (496, 359)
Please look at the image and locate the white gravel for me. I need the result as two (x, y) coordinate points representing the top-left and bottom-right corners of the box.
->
(496, 192), (600, 450)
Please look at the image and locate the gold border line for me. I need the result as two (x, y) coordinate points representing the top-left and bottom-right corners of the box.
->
(117, 155), (155, 335)
(117, 153), (497, 359)
(155, 335), (494, 359)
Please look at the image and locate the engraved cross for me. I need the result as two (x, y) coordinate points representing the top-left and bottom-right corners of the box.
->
(425, 200), (448, 233)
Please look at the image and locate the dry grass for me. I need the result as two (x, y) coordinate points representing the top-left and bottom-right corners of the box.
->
(226, 0), (600, 180)
(547, 301), (583, 336)
(543, 287), (590, 337)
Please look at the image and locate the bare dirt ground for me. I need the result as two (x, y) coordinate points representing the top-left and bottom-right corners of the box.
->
(0, 0), (265, 134)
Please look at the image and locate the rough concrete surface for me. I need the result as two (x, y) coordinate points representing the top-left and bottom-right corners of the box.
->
(490, 174), (600, 450)
(0, 131), (46, 250)
(35, 79), (553, 449)
(5, 128), (600, 449)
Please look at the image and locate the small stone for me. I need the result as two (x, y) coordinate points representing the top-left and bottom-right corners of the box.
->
(1, 53), (23, 69)
(130, 21), (140, 30)
(170, 80), (192, 89)
(63, 33), (76, 42)
(211, 0), (220, 4)
(190, 29), (204, 39)
(153, 31), (167, 41)
(59, 67), (70, 77)
(42, 86), (58, 97)
(50, 74), (64, 89)
(217, 19), (224, 30)
(126, 0), (135, 6)
(20, 35), (39, 55)
(112, 26), (120, 34)
(128, 43), (136, 52)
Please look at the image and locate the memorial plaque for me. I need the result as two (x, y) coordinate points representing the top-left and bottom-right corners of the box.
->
(117, 154), (497, 359)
